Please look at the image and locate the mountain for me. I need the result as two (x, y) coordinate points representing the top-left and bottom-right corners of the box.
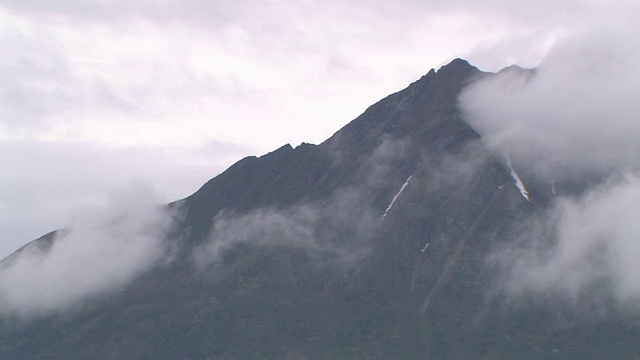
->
(1, 59), (639, 359)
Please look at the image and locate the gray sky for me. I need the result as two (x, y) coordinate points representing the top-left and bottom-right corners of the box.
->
(0, 0), (630, 258)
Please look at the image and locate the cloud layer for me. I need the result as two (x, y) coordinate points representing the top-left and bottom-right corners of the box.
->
(497, 175), (640, 304)
(0, 183), (176, 317)
(195, 137), (413, 271)
(461, 31), (640, 180)
(0, 139), (243, 258)
(460, 11), (640, 305)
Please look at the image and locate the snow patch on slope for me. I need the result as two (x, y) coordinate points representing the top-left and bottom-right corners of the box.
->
(382, 175), (413, 219)
(507, 161), (530, 201)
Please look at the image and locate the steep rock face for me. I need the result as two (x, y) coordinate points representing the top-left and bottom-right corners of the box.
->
(179, 59), (486, 246)
(1, 59), (639, 359)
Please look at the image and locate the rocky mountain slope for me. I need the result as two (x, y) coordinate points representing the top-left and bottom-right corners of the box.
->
(1, 59), (638, 359)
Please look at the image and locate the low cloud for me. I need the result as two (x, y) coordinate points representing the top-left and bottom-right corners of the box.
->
(194, 138), (408, 270)
(460, 21), (640, 181)
(193, 190), (381, 272)
(495, 175), (640, 304)
(0, 139), (241, 259)
(0, 183), (176, 318)
(461, 17), (640, 305)
(423, 139), (494, 191)
(193, 136), (495, 274)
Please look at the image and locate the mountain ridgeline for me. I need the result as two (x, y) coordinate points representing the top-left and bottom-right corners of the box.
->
(1, 59), (639, 359)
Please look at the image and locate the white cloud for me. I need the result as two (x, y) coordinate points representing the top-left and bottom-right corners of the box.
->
(460, 16), (640, 181)
(195, 137), (409, 270)
(460, 4), (640, 305)
(501, 175), (640, 303)
(0, 183), (176, 317)
(0, 139), (247, 259)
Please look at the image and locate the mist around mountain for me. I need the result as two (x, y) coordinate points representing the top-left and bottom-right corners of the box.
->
(1, 53), (640, 359)
(460, 33), (640, 304)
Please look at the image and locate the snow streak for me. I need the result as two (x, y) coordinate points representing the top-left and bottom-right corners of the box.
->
(382, 175), (413, 219)
(507, 161), (530, 201)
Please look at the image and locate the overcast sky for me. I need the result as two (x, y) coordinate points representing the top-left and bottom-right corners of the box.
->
(0, 0), (633, 258)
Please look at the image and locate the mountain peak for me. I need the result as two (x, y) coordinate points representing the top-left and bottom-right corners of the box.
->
(437, 58), (476, 73)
